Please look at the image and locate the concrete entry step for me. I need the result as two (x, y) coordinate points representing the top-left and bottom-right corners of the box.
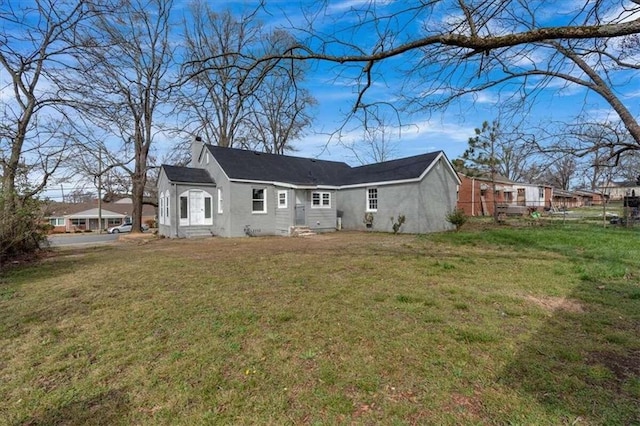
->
(184, 226), (214, 238)
(290, 226), (316, 237)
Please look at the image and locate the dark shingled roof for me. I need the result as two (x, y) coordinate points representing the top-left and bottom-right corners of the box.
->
(341, 151), (442, 185)
(161, 165), (215, 184)
(205, 145), (445, 186)
(207, 145), (352, 185)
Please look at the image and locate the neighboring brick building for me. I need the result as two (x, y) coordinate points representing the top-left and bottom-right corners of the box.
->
(44, 198), (155, 232)
(457, 173), (552, 216)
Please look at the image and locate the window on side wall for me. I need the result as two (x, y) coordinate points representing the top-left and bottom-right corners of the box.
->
(538, 187), (544, 198)
(252, 188), (266, 213)
(217, 188), (223, 214)
(505, 192), (513, 203)
(180, 196), (188, 219)
(311, 191), (330, 208)
(366, 188), (378, 212)
(205, 196), (212, 219)
(277, 190), (288, 208)
(49, 218), (64, 226)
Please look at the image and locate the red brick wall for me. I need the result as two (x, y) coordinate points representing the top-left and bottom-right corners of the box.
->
(457, 175), (507, 216)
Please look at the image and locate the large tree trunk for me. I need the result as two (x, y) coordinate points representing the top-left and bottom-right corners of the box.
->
(131, 129), (148, 233)
(131, 173), (146, 233)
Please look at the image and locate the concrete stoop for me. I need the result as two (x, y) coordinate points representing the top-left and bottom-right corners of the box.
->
(290, 226), (316, 237)
(185, 226), (214, 238)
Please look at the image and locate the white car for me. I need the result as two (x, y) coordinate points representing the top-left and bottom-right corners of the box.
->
(107, 223), (148, 234)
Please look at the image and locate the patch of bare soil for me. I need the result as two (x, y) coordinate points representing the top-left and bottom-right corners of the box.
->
(117, 232), (157, 245)
(143, 231), (415, 260)
(524, 295), (585, 313)
(588, 350), (640, 382)
(443, 390), (486, 420)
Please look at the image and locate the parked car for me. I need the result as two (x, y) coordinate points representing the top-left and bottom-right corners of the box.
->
(107, 223), (149, 234)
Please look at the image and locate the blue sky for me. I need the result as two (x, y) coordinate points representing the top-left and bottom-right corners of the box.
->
(5, 0), (639, 200)
(223, 0), (640, 164)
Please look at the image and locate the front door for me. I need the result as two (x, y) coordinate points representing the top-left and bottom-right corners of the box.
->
(189, 191), (205, 225)
(517, 188), (526, 206)
(295, 191), (306, 225)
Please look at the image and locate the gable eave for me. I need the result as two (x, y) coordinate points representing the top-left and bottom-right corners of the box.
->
(420, 152), (462, 185)
(340, 152), (461, 189)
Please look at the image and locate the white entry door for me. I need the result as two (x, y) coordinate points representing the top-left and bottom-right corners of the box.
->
(189, 191), (205, 225)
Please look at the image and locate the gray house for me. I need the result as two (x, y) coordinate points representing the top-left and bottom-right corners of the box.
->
(157, 138), (461, 238)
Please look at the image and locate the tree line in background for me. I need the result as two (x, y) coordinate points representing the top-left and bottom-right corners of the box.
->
(454, 119), (640, 192)
(1, 0), (640, 263)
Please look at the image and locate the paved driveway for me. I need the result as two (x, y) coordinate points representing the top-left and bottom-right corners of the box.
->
(47, 233), (119, 247)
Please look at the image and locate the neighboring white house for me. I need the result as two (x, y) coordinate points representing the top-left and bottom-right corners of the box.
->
(597, 181), (640, 201)
(157, 138), (461, 238)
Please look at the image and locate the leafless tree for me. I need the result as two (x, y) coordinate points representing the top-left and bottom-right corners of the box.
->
(66, 0), (175, 233)
(539, 156), (578, 191)
(565, 121), (632, 191)
(344, 115), (400, 164)
(225, 1), (640, 153)
(246, 30), (316, 154)
(65, 189), (95, 204)
(613, 152), (640, 183)
(178, 4), (315, 156)
(178, 5), (264, 149)
(0, 0), (104, 260)
(0, 0), (95, 209)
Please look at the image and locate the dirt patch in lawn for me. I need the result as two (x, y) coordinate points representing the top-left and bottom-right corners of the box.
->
(142, 231), (404, 259)
(524, 295), (585, 313)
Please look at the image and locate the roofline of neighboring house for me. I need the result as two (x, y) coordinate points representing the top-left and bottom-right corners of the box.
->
(460, 173), (553, 189)
(66, 213), (125, 219)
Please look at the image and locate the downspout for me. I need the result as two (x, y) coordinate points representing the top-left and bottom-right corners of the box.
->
(173, 183), (179, 238)
(471, 177), (475, 216)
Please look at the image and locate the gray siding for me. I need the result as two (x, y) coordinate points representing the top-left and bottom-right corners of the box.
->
(200, 154), (231, 237)
(226, 182), (276, 237)
(157, 169), (172, 237)
(337, 157), (457, 234)
(275, 188), (293, 236)
(305, 190), (338, 233)
(163, 147), (458, 238)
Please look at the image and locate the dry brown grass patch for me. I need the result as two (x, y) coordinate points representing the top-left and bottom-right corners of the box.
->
(524, 294), (585, 313)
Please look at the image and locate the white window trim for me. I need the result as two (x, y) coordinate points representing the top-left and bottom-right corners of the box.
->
(218, 188), (223, 214)
(252, 188), (267, 214)
(311, 191), (331, 209)
(366, 188), (378, 212)
(179, 194), (189, 225)
(277, 190), (288, 209)
(204, 195), (212, 220)
(164, 191), (170, 222)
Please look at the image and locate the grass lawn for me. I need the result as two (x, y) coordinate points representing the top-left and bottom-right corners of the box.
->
(1, 222), (639, 424)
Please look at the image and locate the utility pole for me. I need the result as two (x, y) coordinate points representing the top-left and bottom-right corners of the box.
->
(98, 148), (103, 234)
